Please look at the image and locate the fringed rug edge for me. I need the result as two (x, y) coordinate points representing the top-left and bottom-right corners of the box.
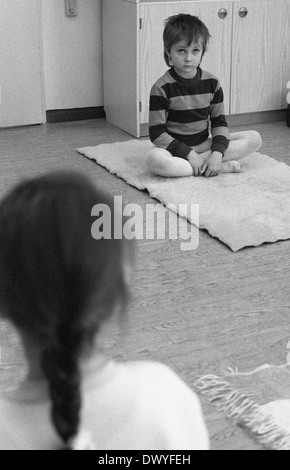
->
(194, 374), (290, 451)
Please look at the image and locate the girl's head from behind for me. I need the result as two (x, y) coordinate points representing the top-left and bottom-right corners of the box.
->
(0, 171), (132, 449)
(163, 14), (211, 67)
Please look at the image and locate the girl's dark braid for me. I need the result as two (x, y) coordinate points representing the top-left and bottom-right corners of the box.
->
(41, 324), (82, 446)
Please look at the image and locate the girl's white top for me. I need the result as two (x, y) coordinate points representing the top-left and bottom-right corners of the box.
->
(0, 360), (209, 450)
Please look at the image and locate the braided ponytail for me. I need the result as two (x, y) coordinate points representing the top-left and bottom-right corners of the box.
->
(42, 343), (81, 446)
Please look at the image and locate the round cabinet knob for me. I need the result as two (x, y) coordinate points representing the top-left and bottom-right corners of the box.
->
(218, 8), (228, 19)
(239, 7), (248, 18)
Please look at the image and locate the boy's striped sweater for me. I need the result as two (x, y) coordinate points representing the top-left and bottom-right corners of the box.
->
(149, 67), (230, 160)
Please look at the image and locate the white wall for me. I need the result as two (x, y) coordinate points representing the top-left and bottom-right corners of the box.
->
(42, 0), (103, 110)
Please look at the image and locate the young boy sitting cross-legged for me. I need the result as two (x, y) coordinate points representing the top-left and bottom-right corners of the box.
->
(147, 14), (262, 178)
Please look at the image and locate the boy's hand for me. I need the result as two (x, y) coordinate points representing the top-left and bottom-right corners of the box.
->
(201, 152), (223, 177)
(187, 151), (206, 177)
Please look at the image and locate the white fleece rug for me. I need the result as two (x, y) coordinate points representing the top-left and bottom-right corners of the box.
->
(78, 140), (290, 251)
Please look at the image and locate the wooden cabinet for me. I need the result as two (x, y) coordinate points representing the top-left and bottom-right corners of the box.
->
(103, 0), (290, 138)
(231, 0), (290, 114)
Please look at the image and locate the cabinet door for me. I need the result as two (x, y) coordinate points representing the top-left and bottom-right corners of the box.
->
(0, 0), (44, 127)
(231, 0), (290, 114)
(139, 1), (233, 124)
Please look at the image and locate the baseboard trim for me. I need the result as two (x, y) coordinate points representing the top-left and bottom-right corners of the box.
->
(46, 106), (106, 123)
(227, 109), (287, 127)
(140, 109), (287, 137)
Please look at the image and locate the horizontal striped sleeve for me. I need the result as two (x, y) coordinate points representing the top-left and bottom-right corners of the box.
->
(149, 84), (172, 147)
(167, 140), (194, 159)
(149, 82), (192, 160)
(211, 87), (224, 105)
(150, 95), (168, 111)
(212, 135), (229, 155)
(211, 115), (228, 129)
(210, 82), (229, 156)
(210, 102), (226, 120)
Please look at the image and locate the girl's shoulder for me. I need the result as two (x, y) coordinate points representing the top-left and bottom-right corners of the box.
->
(124, 360), (200, 404)
(124, 359), (178, 381)
(123, 361), (209, 450)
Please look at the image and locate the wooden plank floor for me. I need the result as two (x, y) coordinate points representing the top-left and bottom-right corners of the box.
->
(0, 118), (290, 450)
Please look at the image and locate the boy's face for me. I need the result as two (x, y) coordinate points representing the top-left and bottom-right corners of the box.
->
(168, 38), (203, 79)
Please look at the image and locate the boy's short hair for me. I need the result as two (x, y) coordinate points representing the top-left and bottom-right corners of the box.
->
(163, 14), (211, 67)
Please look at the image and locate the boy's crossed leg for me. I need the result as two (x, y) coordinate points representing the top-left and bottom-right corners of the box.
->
(147, 131), (262, 178)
